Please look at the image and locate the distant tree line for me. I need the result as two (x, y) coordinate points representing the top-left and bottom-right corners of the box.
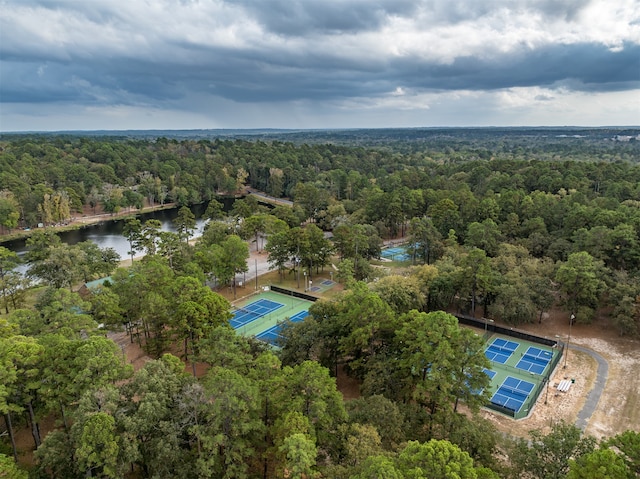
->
(1, 131), (638, 230)
(1, 132), (640, 333)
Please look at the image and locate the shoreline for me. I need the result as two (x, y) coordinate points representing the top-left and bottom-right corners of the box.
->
(0, 188), (287, 246)
(0, 190), (257, 246)
(0, 203), (179, 245)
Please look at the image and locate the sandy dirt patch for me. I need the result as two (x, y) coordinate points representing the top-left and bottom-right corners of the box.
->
(571, 335), (640, 439)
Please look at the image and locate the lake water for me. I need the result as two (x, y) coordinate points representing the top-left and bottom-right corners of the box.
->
(4, 201), (224, 276)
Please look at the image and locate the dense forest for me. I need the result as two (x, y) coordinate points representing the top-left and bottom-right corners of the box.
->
(1, 127), (639, 229)
(1, 129), (640, 478)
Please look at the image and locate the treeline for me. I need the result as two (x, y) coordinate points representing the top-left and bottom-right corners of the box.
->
(1, 130), (639, 231)
(0, 136), (382, 229)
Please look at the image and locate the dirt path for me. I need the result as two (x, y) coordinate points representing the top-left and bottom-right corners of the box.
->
(572, 344), (608, 430)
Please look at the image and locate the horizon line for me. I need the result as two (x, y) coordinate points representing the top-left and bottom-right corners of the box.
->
(2, 125), (639, 134)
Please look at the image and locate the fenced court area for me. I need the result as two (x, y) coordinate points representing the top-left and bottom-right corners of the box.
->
(256, 310), (309, 345)
(308, 279), (337, 294)
(230, 289), (313, 346)
(380, 246), (411, 261)
(482, 332), (562, 419)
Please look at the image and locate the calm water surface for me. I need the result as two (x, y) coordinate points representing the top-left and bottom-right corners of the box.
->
(6, 203), (215, 275)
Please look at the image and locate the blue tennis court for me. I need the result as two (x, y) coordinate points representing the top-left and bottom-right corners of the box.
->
(485, 338), (519, 364)
(230, 298), (284, 329)
(491, 376), (535, 413)
(254, 328), (283, 344)
(321, 280), (335, 286)
(255, 310), (309, 345)
(381, 246), (411, 261)
(516, 346), (553, 375)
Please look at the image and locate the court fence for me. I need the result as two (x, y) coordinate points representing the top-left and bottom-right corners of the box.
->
(455, 313), (563, 420)
(269, 285), (319, 303)
(483, 373), (549, 419)
(455, 313), (559, 348)
(487, 402), (519, 418)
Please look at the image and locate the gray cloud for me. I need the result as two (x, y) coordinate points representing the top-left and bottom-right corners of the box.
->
(393, 42), (640, 92)
(1, 0), (639, 130)
(229, 0), (418, 36)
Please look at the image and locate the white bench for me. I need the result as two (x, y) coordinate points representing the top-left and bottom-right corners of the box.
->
(557, 379), (572, 392)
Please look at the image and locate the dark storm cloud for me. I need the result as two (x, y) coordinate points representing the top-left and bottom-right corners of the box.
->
(393, 42), (640, 93)
(1, 0), (638, 129)
(1, 36), (636, 107)
(1, 59), (184, 105)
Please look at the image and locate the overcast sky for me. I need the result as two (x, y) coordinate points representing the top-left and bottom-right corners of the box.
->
(1, 0), (639, 131)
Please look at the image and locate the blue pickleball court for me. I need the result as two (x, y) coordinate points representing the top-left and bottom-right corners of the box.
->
(485, 338), (519, 364)
(490, 376), (535, 413)
(515, 346), (553, 375)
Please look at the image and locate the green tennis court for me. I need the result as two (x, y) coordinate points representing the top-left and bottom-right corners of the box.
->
(482, 332), (561, 419)
(230, 289), (313, 341)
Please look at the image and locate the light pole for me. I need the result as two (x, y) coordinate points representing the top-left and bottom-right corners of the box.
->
(303, 270), (307, 292)
(563, 314), (575, 369)
(483, 317), (494, 335)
